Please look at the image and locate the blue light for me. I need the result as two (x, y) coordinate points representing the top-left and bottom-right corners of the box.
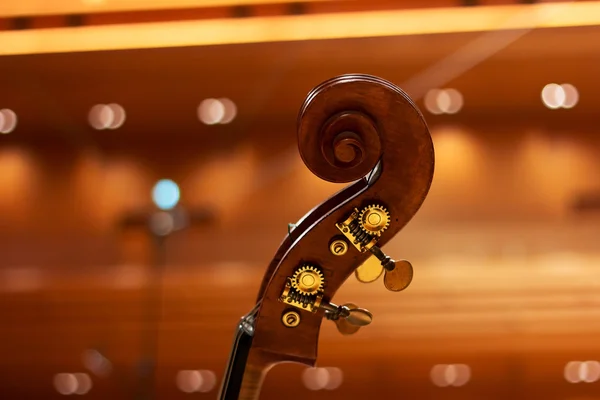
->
(152, 179), (180, 210)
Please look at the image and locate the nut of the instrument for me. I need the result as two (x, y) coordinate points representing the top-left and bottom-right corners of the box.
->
(329, 239), (348, 256)
(282, 310), (301, 327)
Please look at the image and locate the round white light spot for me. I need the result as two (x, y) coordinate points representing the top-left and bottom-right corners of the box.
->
(323, 367), (343, 390)
(176, 370), (202, 393)
(424, 89), (443, 115)
(198, 370), (217, 392)
(431, 364), (470, 387)
(150, 211), (174, 236)
(82, 349), (112, 377)
(74, 373), (92, 394)
(0, 109), (17, 134)
(444, 88), (464, 114)
(444, 364), (458, 385)
(54, 373), (78, 395)
(424, 89), (463, 114)
(107, 103), (126, 129)
(582, 361), (600, 383)
(431, 364), (447, 387)
(218, 98), (237, 124)
(436, 90), (452, 114)
(198, 99), (225, 125)
(452, 364), (471, 386)
(151, 179), (180, 210)
(565, 361), (582, 383)
(561, 83), (579, 109)
(89, 104), (114, 130)
(541, 83), (565, 109)
(88, 104), (126, 130)
(302, 367), (330, 391)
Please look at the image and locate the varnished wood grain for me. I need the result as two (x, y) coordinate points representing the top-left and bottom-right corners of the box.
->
(236, 350), (276, 400)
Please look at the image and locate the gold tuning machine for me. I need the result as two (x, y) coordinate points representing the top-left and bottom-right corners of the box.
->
(320, 301), (373, 336)
(335, 204), (413, 291)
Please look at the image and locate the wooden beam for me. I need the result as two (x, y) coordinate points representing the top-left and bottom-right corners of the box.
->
(1, 2), (600, 55)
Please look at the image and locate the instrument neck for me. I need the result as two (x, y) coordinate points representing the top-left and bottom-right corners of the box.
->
(218, 310), (270, 400)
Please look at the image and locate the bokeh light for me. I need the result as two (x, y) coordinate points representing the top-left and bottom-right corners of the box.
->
(564, 361), (600, 383)
(176, 370), (202, 393)
(198, 99), (225, 125)
(431, 364), (471, 387)
(561, 83), (579, 109)
(151, 179), (180, 210)
(73, 373), (92, 395)
(53, 373), (77, 395)
(149, 211), (175, 236)
(424, 89), (443, 115)
(82, 349), (112, 377)
(88, 104), (126, 130)
(541, 83), (564, 109)
(198, 370), (217, 393)
(219, 98), (237, 124)
(302, 367), (343, 391)
(323, 367), (343, 390)
(107, 103), (126, 129)
(198, 98), (236, 125)
(0, 109), (18, 134)
(541, 83), (578, 109)
(424, 89), (464, 114)
(176, 370), (217, 393)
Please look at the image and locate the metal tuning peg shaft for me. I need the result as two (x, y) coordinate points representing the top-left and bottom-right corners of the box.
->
(369, 246), (413, 292)
(320, 301), (373, 335)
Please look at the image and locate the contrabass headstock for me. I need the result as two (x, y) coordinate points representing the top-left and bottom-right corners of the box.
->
(218, 74), (435, 400)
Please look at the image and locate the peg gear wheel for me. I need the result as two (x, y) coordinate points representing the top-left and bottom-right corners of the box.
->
(358, 204), (390, 236)
(291, 265), (325, 295)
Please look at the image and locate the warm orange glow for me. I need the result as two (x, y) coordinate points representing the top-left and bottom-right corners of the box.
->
(102, 158), (150, 216)
(432, 127), (483, 186)
(0, 148), (35, 211)
(186, 145), (259, 217)
(0, 0), (334, 17)
(1, 2), (600, 55)
(516, 133), (598, 216)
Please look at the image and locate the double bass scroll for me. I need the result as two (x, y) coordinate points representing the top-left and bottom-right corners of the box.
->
(218, 74), (435, 400)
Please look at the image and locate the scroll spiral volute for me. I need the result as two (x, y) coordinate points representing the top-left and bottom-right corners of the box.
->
(298, 77), (384, 183)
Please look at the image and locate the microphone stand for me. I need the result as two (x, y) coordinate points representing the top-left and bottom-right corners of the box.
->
(136, 223), (168, 400)
(117, 207), (214, 400)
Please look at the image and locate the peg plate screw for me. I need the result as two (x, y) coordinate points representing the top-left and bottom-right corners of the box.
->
(330, 239), (348, 256)
(282, 310), (301, 327)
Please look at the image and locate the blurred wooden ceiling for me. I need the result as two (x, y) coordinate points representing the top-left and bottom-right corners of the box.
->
(0, 24), (599, 149)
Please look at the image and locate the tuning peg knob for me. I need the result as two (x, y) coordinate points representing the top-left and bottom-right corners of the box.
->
(333, 303), (361, 335)
(383, 260), (413, 292)
(354, 255), (384, 283)
(368, 246), (413, 292)
(344, 306), (373, 326)
(335, 318), (361, 335)
(320, 302), (373, 336)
